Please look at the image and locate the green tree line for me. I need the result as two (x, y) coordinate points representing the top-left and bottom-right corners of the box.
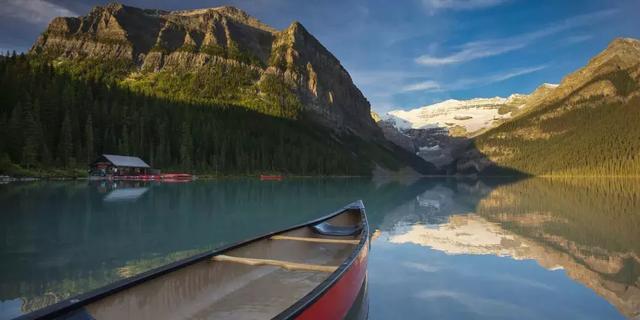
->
(0, 53), (373, 176)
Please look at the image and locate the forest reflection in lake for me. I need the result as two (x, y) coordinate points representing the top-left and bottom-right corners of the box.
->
(1, 177), (639, 319)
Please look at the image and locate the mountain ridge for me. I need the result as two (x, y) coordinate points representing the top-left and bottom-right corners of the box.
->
(31, 2), (380, 137)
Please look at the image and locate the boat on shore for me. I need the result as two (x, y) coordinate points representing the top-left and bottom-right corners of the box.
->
(16, 201), (369, 320)
(88, 173), (195, 182)
(88, 154), (194, 182)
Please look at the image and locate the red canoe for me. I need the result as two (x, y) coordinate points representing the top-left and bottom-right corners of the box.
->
(17, 201), (369, 320)
(160, 173), (194, 182)
(260, 174), (284, 181)
(108, 173), (194, 182)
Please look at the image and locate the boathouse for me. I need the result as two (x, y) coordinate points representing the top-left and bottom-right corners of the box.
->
(89, 154), (151, 177)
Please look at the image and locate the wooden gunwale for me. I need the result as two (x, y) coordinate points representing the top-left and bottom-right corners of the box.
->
(270, 235), (360, 244)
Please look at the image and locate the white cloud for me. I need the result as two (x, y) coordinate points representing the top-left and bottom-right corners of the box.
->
(402, 261), (441, 272)
(0, 0), (77, 24)
(402, 80), (441, 92)
(564, 34), (592, 45)
(352, 63), (544, 112)
(403, 64), (546, 92)
(416, 9), (618, 66)
(416, 41), (525, 66)
(416, 289), (529, 316)
(457, 64), (547, 86)
(423, 0), (508, 11)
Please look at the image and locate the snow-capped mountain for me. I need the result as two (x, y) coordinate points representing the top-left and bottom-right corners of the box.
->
(374, 83), (559, 170)
(384, 94), (528, 136)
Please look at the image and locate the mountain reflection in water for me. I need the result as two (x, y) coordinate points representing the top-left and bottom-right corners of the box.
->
(375, 178), (640, 319)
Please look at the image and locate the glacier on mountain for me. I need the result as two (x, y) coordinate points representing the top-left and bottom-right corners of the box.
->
(384, 95), (528, 135)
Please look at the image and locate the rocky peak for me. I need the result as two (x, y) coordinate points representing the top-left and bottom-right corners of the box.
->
(264, 20), (378, 135)
(525, 83), (557, 105)
(171, 6), (276, 33)
(577, 37), (640, 77)
(100, 2), (125, 12)
(604, 37), (640, 55)
(286, 21), (311, 42)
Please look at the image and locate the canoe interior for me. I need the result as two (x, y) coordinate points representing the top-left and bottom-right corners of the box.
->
(67, 209), (365, 320)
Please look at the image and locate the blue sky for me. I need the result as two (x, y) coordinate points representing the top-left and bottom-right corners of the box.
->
(1, 0), (638, 113)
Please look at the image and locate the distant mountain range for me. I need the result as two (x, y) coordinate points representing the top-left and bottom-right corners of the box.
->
(375, 37), (640, 175)
(383, 83), (558, 136)
(374, 83), (557, 170)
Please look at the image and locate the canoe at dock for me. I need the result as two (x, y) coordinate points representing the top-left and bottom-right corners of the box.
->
(16, 201), (370, 320)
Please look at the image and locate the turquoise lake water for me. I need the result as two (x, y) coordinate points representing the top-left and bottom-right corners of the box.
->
(1, 177), (638, 319)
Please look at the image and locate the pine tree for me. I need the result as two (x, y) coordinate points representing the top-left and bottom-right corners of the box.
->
(85, 115), (94, 163)
(58, 110), (73, 167)
(8, 102), (24, 163)
(118, 124), (129, 155)
(21, 103), (41, 168)
(180, 122), (194, 169)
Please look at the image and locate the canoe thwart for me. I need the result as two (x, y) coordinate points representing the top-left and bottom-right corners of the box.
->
(270, 235), (359, 245)
(211, 255), (337, 273)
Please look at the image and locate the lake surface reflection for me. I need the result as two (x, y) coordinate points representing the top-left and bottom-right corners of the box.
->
(1, 177), (639, 319)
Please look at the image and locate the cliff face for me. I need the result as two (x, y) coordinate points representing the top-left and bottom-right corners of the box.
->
(31, 3), (379, 137)
(267, 22), (377, 135)
(31, 4), (275, 66)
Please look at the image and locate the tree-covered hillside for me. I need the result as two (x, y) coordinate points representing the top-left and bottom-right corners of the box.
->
(474, 74), (640, 176)
(0, 54), (427, 176)
(469, 38), (640, 176)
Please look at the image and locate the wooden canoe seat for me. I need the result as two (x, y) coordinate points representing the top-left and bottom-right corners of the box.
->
(270, 235), (359, 245)
(211, 255), (338, 273)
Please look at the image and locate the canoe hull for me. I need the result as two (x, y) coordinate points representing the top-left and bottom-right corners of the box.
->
(295, 239), (368, 320)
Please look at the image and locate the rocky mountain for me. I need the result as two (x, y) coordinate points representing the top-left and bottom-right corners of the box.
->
(463, 37), (640, 175)
(31, 3), (378, 137)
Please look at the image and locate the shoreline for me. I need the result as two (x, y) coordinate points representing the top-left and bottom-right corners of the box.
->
(4, 173), (640, 184)
(0, 174), (375, 183)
